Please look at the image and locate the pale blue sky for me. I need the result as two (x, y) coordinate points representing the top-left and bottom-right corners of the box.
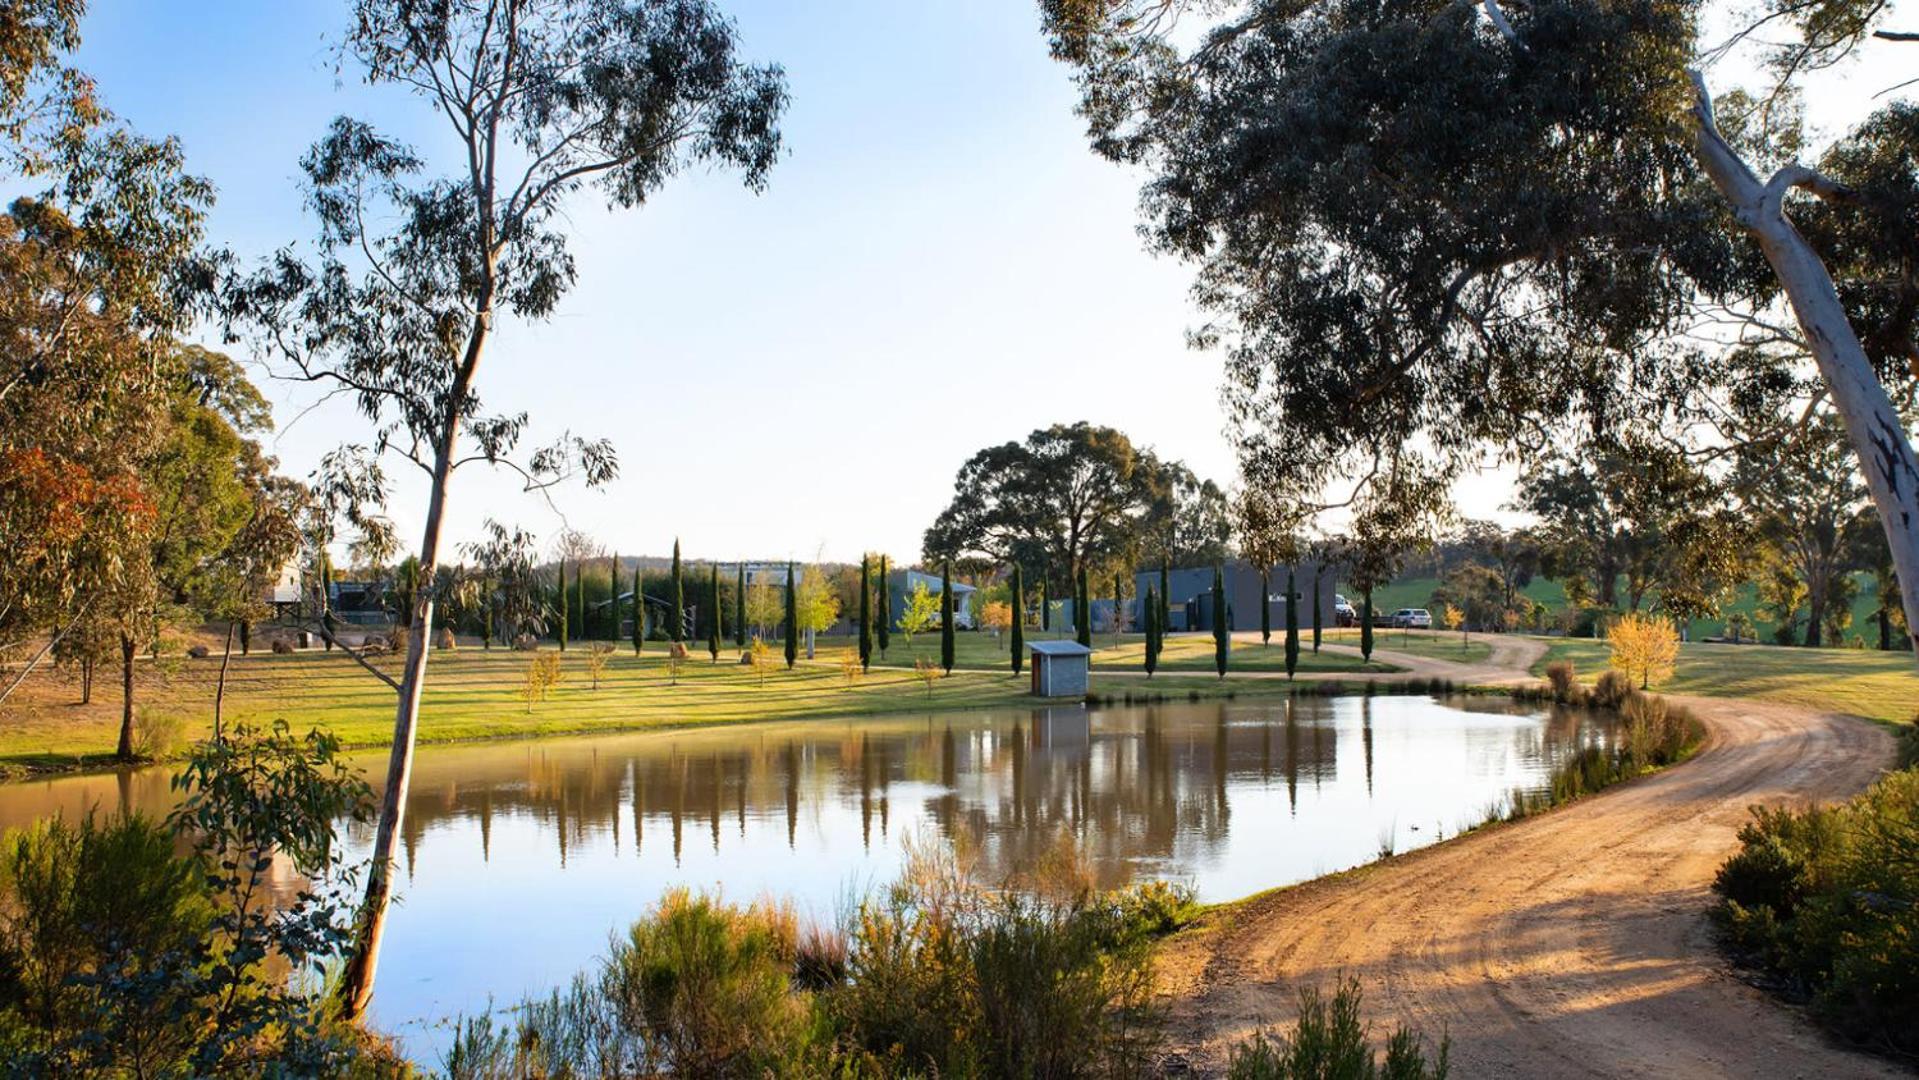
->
(64, 1), (1910, 566)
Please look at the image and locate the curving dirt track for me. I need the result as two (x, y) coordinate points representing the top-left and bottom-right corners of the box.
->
(1157, 660), (1903, 1077)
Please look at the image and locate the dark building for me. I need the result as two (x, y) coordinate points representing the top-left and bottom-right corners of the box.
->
(1134, 559), (1338, 633)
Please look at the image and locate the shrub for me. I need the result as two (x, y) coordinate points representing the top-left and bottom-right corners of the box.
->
(1712, 768), (1919, 1054)
(1544, 660), (1576, 703)
(435, 626), (457, 650)
(132, 710), (187, 760)
(1589, 669), (1634, 710)
(606, 890), (806, 1076)
(449, 837), (1188, 1078)
(186, 643), (211, 659)
(0, 723), (377, 1075)
(511, 633), (539, 651)
(270, 638), (296, 655)
(1225, 978), (1449, 1079)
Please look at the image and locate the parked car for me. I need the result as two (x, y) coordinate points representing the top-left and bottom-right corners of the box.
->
(1333, 594), (1357, 627)
(1390, 608), (1433, 629)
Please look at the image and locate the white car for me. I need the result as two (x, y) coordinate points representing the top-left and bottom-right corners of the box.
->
(1391, 608), (1433, 629)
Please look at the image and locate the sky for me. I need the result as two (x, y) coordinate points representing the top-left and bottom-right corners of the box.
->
(63, 0), (1914, 567)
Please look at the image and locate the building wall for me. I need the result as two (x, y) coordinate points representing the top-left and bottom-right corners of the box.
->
(1037, 654), (1088, 697)
(1133, 560), (1338, 633)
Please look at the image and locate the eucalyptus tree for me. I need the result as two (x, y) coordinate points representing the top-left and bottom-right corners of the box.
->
(924, 422), (1179, 600)
(222, 0), (785, 1016)
(0, 18), (211, 706)
(1042, 0), (1919, 661)
(462, 519), (547, 645)
(1732, 407), (1874, 645)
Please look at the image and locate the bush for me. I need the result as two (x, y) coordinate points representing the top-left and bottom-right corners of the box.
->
(435, 626), (457, 650)
(0, 723), (380, 1075)
(1226, 978), (1449, 1079)
(449, 837), (1191, 1078)
(1544, 660), (1577, 702)
(1590, 669), (1634, 710)
(132, 710), (187, 760)
(1712, 767), (1919, 1055)
(1506, 689), (1704, 820)
(186, 643), (211, 659)
(270, 638), (296, 655)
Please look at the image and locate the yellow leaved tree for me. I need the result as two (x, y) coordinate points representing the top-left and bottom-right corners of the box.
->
(1608, 612), (1679, 690)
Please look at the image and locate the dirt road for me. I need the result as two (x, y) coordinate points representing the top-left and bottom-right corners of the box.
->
(1159, 671), (1901, 1076)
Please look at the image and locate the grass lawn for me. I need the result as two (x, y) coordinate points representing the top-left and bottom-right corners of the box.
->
(873, 630), (1401, 675)
(1530, 638), (1919, 726)
(0, 634), (1364, 773)
(1318, 628), (1492, 665)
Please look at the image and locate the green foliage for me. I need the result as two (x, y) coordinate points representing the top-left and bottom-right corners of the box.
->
(1361, 591), (1374, 662)
(876, 555), (891, 657)
(1144, 585), (1160, 678)
(1505, 691), (1704, 818)
(1075, 564), (1092, 648)
(1213, 564), (1228, 677)
(1010, 564), (1025, 675)
(940, 562), (956, 674)
(670, 540), (684, 644)
(446, 843), (1192, 1078)
(859, 555), (873, 672)
(1225, 979), (1450, 1079)
(708, 563), (721, 661)
(1712, 766), (1918, 1055)
(783, 562), (797, 670)
(1284, 567), (1300, 680)
(0, 722), (381, 1075)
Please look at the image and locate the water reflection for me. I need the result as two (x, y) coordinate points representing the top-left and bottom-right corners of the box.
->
(0, 694), (1610, 1054)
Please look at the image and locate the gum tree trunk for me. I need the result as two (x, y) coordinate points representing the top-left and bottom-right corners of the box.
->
(1690, 73), (1919, 666)
(338, 294), (492, 1019)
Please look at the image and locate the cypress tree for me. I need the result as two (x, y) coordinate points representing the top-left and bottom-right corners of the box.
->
(239, 620), (251, 655)
(1212, 564), (1228, 677)
(1361, 589), (1375, 662)
(1260, 568), (1272, 646)
(631, 564), (644, 655)
(556, 560), (568, 652)
(1075, 565), (1092, 647)
(1113, 572), (1124, 647)
(1284, 566), (1300, 680)
(1144, 586), (1159, 677)
(1041, 579), (1051, 633)
(670, 540), (684, 643)
(735, 563), (747, 649)
(940, 561), (956, 673)
(1312, 564), (1323, 654)
(708, 563), (721, 662)
(1010, 564), (1025, 675)
(877, 555), (891, 657)
(606, 553), (618, 640)
(1159, 559), (1171, 636)
(859, 555), (873, 671)
(574, 557), (586, 641)
(783, 562), (798, 669)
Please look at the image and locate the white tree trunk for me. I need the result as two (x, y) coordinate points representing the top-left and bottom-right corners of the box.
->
(1690, 72), (1919, 665)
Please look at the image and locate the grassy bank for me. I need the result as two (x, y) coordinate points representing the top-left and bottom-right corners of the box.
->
(1530, 639), (1919, 726)
(0, 634), (1370, 773)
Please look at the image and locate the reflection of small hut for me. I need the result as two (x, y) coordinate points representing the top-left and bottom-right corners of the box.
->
(1028, 640), (1092, 698)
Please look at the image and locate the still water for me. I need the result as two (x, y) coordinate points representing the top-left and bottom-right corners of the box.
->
(0, 694), (1611, 1057)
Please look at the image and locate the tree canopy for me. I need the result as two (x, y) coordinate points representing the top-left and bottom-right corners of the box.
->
(922, 422), (1226, 589)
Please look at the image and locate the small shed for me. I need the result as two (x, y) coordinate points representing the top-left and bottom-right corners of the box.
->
(1028, 640), (1093, 698)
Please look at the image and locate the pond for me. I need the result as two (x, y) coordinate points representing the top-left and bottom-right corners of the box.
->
(0, 693), (1612, 1060)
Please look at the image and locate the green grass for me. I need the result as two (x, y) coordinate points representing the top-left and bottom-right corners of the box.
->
(1365, 571), (1890, 646)
(0, 634), (1376, 773)
(1530, 638), (1919, 726)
